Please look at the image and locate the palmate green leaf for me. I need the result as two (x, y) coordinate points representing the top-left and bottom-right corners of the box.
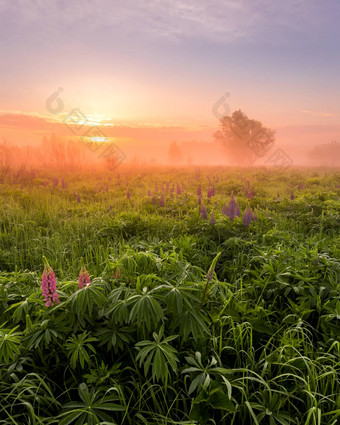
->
(135, 326), (179, 383)
(128, 288), (164, 331)
(96, 322), (133, 353)
(68, 283), (107, 318)
(5, 291), (41, 323)
(59, 383), (124, 425)
(65, 332), (97, 369)
(175, 308), (210, 341)
(0, 325), (21, 363)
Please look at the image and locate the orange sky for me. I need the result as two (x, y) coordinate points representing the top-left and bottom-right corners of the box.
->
(0, 1), (339, 152)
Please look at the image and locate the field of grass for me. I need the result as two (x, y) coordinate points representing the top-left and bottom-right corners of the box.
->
(0, 166), (339, 424)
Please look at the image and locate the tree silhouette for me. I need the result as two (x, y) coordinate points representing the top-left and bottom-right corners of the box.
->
(168, 141), (183, 165)
(214, 110), (275, 165)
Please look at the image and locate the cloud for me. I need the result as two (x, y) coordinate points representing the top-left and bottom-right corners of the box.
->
(301, 110), (336, 117)
(0, 0), (324, 45)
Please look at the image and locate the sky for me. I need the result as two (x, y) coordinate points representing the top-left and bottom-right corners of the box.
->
(0, 0), (339, 151)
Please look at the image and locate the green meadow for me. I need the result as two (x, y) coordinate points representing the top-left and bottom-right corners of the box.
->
(0, 166), (339, 424)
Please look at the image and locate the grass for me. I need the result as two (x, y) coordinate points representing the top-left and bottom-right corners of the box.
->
(0, 165), (339, 424)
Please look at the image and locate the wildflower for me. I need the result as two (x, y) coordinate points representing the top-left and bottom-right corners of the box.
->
(242, 205), (252, 227)
(222, 203), (227, 216)
(78, 265), (91, 289)
(198, 196), (202, 205)
(290, 192), (294, 200)
(76, 194), (81, 203)
(197, 184), (202, 196)
(127, 190), (131, 199)
(200, 203), (207, 219)
(41, 256), (60, 307)
(177, 184), (181, 195)
(210, 212), (215, 225)
(228, 192), (236, 220)
(160, 195), (165, 207)
(235, 199), (240, 217)
(252, 211), (258, 222)
(147, 190), (152, 196)
(112, 269), (121, 279)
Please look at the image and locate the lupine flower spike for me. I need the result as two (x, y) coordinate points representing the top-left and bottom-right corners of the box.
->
(78, 258), (91, 289)
(210, 211), (215, 225)
(200, 203), (207, 220)
(242, 205), (253, 227)
(228, 192), (236, 220)
(41, 256), (60, 307)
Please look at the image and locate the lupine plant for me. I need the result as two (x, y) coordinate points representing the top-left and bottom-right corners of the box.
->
(0, 167), (339, 424)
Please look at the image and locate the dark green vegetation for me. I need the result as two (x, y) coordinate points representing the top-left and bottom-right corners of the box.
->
(0, 166), (339, 424)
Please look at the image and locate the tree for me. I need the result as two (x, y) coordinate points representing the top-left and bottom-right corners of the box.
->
(214, 110), (275, 166)
(168, 141), (183, 165)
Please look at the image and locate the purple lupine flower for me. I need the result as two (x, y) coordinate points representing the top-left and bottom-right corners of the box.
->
(41, 257), (60, 307)
(228, 193), (236, 220)
(277, 192), (280, 198)
(211, 186), (215, 196)
(200, 203), (207, 219)
(235, 199), (240, 217)
(78, 266), (91, 289)
(210, 212), (215, 225)
(177, 184), (182, 195)
(290, 192), (294, 200)
(147, 190), (152, 196)
(76, 194), (81, 203)
(242, 206), (253, 227)
(222, 203), (228, 216)
(197, 184), (202, 196)
(298, 183), (304, 190)
(160, 195), (165, 207)
(207, 189), (212, 199)
(127, 190), (131, 199)
(198, 196), (202, 205)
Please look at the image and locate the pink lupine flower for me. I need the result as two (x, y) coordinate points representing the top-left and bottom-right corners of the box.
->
(290, 192), (295, 200)
(112, 269), (121, 279)
(41, 257), (60, 307)
(78, 265), (91, 289)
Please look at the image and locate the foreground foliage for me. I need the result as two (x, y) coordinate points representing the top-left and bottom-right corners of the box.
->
(0, 166), (339, 424)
